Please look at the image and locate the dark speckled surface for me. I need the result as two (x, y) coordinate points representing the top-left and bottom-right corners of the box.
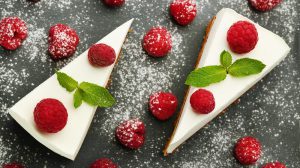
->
(0, 0), (299, 167)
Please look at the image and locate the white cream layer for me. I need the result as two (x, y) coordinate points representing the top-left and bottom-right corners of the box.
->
(165, 8), (290, 154)
(9, 19), (134, 160)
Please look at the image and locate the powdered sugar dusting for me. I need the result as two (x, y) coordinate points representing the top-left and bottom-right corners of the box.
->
(0, 67), (29, 115)
(98, 27), (186, 135)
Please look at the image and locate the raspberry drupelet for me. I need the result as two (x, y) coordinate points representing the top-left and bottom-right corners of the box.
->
(90, 158), (118, 168)
(88, 43), (116, 67)
(149, 92), (178, 120)
(102, 0), (125, 7)
(48, 23), (79, 60)
(170, 0), (197, 26)
(34, 98), (68, 133)
(262, 162), (286, 168)
(142, 27), (172, 57)
(249, 0), (282, 12)
(0, 17), (28, 50)
(190, 89), (215, 114)
(115, 119), (145, 149)
(227, 21), (258, 54)
(234, 136), (262, 165)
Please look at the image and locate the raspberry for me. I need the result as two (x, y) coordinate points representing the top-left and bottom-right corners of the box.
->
(2, 163), (24, 168)
(170, 0), (197, 26)
(115, 119), (145, 149)
(0, 17), (28, 50)
(190, 89), (215, 114)
(227, 21), (258, 54)
(234, 136), (262, 165)
(34, 98), (68, 133)
(48, 24), (79, 60)
(142, 27), (172, 57)
(149, 92), (178, 120)
(90, 158), (118, 168)
(102, 0), (125, 7)
(249, 0), (282, 12)
(88, 43), (116, 67)
(262, 162), (286, 168)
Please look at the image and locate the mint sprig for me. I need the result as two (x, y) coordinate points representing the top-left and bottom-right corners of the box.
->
(56, 71), (78, 92)
(185, 65), (227, 87)
(56, 72), (115, 108)
(228, 58), (266, 77)
(185, 50), (266, 87)
(220, 50), (232, 68)
(79, 82), (115, 107)
(73, 89), (83, 108)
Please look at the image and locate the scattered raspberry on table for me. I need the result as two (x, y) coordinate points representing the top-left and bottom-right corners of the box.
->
(170, 0), (197, 26)
(88, 43), (116, 67)
(48, 23), (79, 60)
(149, 92), (178, 120)
(115, 119), (145, 149)
(2, 163), (25, 168)
(90, 158), (118, 168)
(0, 17), (28, 50)
(102, 0), (125, 7)
(190, 89), (215, 114)
(249, 0), (282, 12)
(142, 27), (172, 57)
(234, 136), (262, 165)
(262, 162), (286, 168)
(34, 98), (68, 133)
(227, 21), (258, 54)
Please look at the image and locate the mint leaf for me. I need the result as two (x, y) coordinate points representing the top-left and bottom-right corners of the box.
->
(56, 71), (78, 92)
(228, 58), (266, 77)
(73, 89), (83, 108)
(220, 50), (232, 68)
(185, 65), (227, 87)
(79, 82), (115, 107)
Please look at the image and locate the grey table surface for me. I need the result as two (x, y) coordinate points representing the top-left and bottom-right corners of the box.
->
(0, 0), (299, 167)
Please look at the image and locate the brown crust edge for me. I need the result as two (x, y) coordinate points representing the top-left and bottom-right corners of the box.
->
(163, 17), (217, 156)
(105, 49), (123, 88)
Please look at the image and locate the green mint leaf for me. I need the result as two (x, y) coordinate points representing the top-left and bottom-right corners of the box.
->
(228, 58), (266, 77)
(220, 50), (232, 68)
(79, 82), (115, 107)
(56, 71), (78, 92)
(185, 65), (227, 87)
(73, 89), (83, 108)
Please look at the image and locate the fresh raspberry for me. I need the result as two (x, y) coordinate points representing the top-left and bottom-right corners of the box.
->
(2, 163), (24, 168)
(149, 92), (178, 120)
(90, 158), (118, 168)
(142, 27), (172, 57)
(227, 21), (258, 54)
(115, 119), (145, 149)
(34, 98), (68, 133)
(88, 43), (116, 67)
(190, 89), (215, 114)
(170, 0), (197, 26)
(234, 136), (262, 165)
(48, 24), (79, 60)
(102, 0), (125, 7)
(0, 17), (28, 50)
(249, 0), (282, 12)
(262, 162), (286, 168)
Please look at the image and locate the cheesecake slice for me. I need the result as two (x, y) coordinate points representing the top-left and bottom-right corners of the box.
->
(164, 8), (290, 155)
(8, 19), (134, 160)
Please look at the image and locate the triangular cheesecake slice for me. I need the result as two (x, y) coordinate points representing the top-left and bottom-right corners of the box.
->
(164, 8), (290, 155)
(9, 19), (134, 160)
